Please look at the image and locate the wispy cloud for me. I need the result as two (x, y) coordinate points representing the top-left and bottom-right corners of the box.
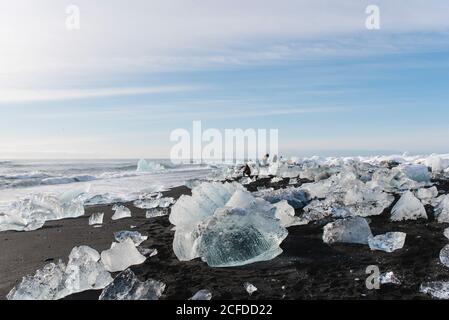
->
(0, 86), (201, 103)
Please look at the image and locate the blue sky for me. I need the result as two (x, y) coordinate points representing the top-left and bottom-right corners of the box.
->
(1, 1), (449, 158)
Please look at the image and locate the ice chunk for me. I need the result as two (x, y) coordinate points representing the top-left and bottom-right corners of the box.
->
(0, 186), (88, 232)
(256, 187), (310, 209)
(379, 271), (401, 285)
(440, 244), (449, 268)
(420, 282), (449, 300)
(400, 164), (430, 182)
(134, 196), (175, 209)
(271, 177), (283, 183)
(63, 246), (113, 295)
(444, 228), (449, 240)
(391, 191), (427, 221)
(273, 200), (305, 227)
(416, 187), (438, 205)
(100, 239), (147, 272)
(368, 232), (406, 253)
(114, 231), (148, 246)
(99, 269), (165, 300)
(138, 247), (158, 257)
(89, 212), (104, 225)
(146, 208), (169, 218)
(7, 246), (112, 300)
(323, 217), (373, 245)
(7, 261), (67, 300)
(170, 183), (288, 267)
(343, 184), (394, 217)
(189, 289), (212, 300)
(243, 282), (258, 296)
(289, 178), (298, 185)
(111, 205), (131, 220)
(434, 195), (449, 223)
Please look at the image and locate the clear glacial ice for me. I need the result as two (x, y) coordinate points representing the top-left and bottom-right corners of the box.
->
(0, 185), (90, 232)
(114, 231), (148, 246)
(88, 212), (104, 225)
(111, 204), (132, 220)
(99, 269), (165, 300)
(368, 232), (407, 253)
(7, 246), (113, 300)
(420, 282), (449, 300)
(100, 239), (147, 272)
(323, 217), (373, 245)
(170, 182), (288, 267)
(391, 191), (427, 221)
(189, 289), (212, 300)
(243, 282), (258, 296)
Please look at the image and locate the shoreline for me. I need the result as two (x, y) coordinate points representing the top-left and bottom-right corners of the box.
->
(2, 179), (449, 300)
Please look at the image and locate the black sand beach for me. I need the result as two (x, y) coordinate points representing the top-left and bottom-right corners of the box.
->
(1, 179), (449, 300)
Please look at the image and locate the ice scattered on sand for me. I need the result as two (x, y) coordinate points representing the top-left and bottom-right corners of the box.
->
(146, 208), (169, 218)
(271, 177), (283, 183)
(111, 205), (131, 220)
(273, 200), (305, 227)
(323, 217), (373, 245)
(420, 281), (449, 300)
(7, 246), (112, 300)
(170, 182), (288, 267)
(189, 289), (212, 300)
(0, 185), (89, 232)
(243, 282), (258, 296)
(114, 231), (148, 246)
(368, 232), (406, 253)
(434, 195), (449, 223)
(391, 191), (427, 221)
(138, 247), (158, 257)
(440, 244), (449, 268)
(416, 187), (438, 205)
(88, 212), (104, 225)
(99, 269), (165, 300)
(379, 272), (401, 285)
(100, 239), (146, 272)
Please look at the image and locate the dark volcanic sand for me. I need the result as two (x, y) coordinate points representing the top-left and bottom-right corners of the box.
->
(1, 180), (449, 300)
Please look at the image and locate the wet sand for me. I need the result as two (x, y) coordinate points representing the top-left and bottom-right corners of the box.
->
(1, 180), (449, 300)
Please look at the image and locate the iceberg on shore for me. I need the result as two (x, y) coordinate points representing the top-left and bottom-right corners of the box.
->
(100, 239), (147, 272)
(170, 182), (288, 267)
(0, 186), (89, 232)
(323, 217), (373, 245)
(99, 269), (165, 300)
(7, 246), (113, 300)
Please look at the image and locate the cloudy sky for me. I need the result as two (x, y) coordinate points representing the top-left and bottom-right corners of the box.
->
(1, 0), (449, 158)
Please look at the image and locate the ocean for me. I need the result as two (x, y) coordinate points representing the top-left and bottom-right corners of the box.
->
(0, 159), (212, 207)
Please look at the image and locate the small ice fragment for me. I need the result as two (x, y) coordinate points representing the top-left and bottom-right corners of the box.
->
(146, 208), (169, 218)
(100, 239), (146, 272)
(138, 247), (158, 257)
(289, 178), (298, 185)
(273, 200), (305, 227)
(434, 195), (449, 223)
(130, 225), (136, 229)
(99, 269), (165, 300)
(368, 232), (406, 253)
(243, 282), (258, 296)
(416, 187), (438, 205)
(444, 228), (449, 240)
(322, 217), (373, 245)
(420, 282), (449, 300)
(379, 272), (401, 285)
(114, 231), (148, 246)
(89, 212), (104, 225)
(189, 289), (212, 300)
(440, 244), (449, 268)
(111, 205), (131, 220)
(391, 191), (427, 221)
(271, 177), (283, 183)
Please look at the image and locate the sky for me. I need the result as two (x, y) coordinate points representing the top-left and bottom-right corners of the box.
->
(1, 0), (449, 159)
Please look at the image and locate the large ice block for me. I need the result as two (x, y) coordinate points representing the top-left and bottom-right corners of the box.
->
(368, 232), (406, 253)
(322, 217), (373, 245)
(391, 191), (427, 221)
(100, 239), (147, 272)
